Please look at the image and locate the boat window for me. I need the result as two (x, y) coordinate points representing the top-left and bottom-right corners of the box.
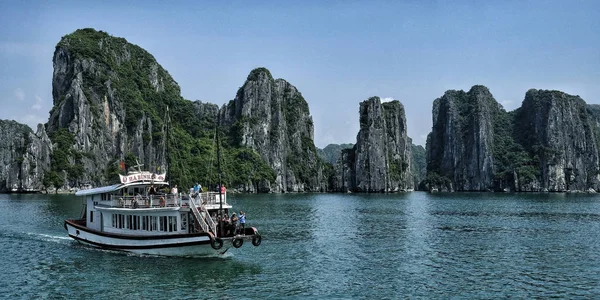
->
(168, 216), (176, 232)
(127, 215), (132, 229)
(180, 213), (187, 230)
(159, 216), (166, 231)
(90, 211), (94, 223)
(151, 216), (158, 231)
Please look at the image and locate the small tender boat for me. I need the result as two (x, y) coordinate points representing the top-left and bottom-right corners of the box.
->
(64, 170), (261, 256)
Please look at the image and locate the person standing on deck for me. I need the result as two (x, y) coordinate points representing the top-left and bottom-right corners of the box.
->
(239, 211), (246, 234)
(171, 184), (178, 195)
(148, 185), (156, 195)
(231, 213), (238, 235)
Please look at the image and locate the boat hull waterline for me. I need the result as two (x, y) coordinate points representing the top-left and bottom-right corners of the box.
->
(65, 219), (234, 256)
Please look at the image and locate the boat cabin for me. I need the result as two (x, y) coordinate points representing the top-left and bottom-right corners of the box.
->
(75, 171), (232, 237)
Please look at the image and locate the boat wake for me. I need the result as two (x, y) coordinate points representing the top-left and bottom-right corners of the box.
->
(26, 232), (73, 244)
(0, 230), (73, 245)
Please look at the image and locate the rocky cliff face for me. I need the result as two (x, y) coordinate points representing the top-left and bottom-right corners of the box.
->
(47, 29), (174, 186)
(221, 68), (324, 192)
(514, 89), (600, 192)
(411, 144), (426, 190)
(0, 121), (51, 192)
(426, 86), (498, 191)
(335, 97), (413, 192)
(426, 87), (600, 192)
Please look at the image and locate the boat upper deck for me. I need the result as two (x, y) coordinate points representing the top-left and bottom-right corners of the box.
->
(78, 186), (230, 210)
(74, 171), (231, 210)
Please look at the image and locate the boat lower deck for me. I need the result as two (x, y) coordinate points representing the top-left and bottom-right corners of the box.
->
(64, 219), (260, 256)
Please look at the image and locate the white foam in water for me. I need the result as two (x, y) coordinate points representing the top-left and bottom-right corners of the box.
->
(26, 232), (72, 243)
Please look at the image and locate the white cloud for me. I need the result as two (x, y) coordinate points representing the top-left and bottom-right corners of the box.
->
(14, 88), (25, 101)
(31, 95), (43, 110)
(500, 100), (514, 108)
(381, 97), (394, 102)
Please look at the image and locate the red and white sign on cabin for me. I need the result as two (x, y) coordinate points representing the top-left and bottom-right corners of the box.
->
(119, 172), (166, 184)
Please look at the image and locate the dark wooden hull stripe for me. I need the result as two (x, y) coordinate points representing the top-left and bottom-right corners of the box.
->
(68, 234), (212, 250)
(65, 219), (211, 240)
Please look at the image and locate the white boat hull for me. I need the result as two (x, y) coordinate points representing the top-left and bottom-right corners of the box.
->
(65, 220), (230, 256)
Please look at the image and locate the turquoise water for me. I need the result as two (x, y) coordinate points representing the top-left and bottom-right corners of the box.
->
(1, 192), (599, 298)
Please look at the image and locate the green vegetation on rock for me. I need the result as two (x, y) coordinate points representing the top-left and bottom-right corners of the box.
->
(51, 28), (277, 190)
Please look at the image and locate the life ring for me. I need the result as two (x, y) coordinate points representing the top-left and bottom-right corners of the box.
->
(252, 234), (262, 247)
(232, 238), (244, 248)
(211, 237), (223, 250)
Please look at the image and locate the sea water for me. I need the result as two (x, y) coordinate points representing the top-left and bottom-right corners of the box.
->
(1, 192), (599, 298)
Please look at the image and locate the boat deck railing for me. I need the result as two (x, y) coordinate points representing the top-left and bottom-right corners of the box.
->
(108, 191), (227, 208)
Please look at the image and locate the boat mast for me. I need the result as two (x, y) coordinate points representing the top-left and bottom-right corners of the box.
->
(165, 106), (171, 180)
(217, 112), (223, 237)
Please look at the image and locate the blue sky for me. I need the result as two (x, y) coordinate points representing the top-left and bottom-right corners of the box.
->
(1, 1), (598, 147)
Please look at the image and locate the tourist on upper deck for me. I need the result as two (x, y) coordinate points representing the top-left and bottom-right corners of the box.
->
(220, 185), (226, 194)
(148, 185), (156, 195)
(171, 184), (178, 195)
(193, 183), (199, 193)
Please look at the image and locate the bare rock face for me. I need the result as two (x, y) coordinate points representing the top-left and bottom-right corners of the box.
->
(47, 29), (174, 186)
(425, 86), (600, 192)
(0, 121), (52, 192)
(221, 68), (324, 192)
(514, 89), (600, 192)
(426, 86), (498, 191)
(336, 97), (413, 192)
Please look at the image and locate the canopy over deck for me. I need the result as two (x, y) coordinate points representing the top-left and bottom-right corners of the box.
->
(75, 184), (121, 196)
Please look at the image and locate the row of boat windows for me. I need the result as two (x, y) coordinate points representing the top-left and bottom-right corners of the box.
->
(111, 214), (181, 232)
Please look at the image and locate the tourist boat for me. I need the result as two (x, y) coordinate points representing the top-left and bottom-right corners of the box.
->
(64, 170), (261, 256)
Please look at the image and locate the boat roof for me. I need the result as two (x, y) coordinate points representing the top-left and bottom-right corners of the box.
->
(76, 184), (121, 196)
(75, 180), (169, 196)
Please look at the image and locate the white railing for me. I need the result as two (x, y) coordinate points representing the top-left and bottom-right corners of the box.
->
(198, 191), (227, 205)
(201, 204), (217, 234)
(110, 194), (180, 208)
(189, 195), (211, 233)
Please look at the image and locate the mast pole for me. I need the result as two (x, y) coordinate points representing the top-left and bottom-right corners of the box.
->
(217, 112), (223, 237)
(165, 106), (170, 179)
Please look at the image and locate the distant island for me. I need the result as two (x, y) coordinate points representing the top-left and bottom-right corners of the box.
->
(1, 28), (598, 194)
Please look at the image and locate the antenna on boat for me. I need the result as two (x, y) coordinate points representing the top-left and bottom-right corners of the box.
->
(132, 159), (144, 174)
